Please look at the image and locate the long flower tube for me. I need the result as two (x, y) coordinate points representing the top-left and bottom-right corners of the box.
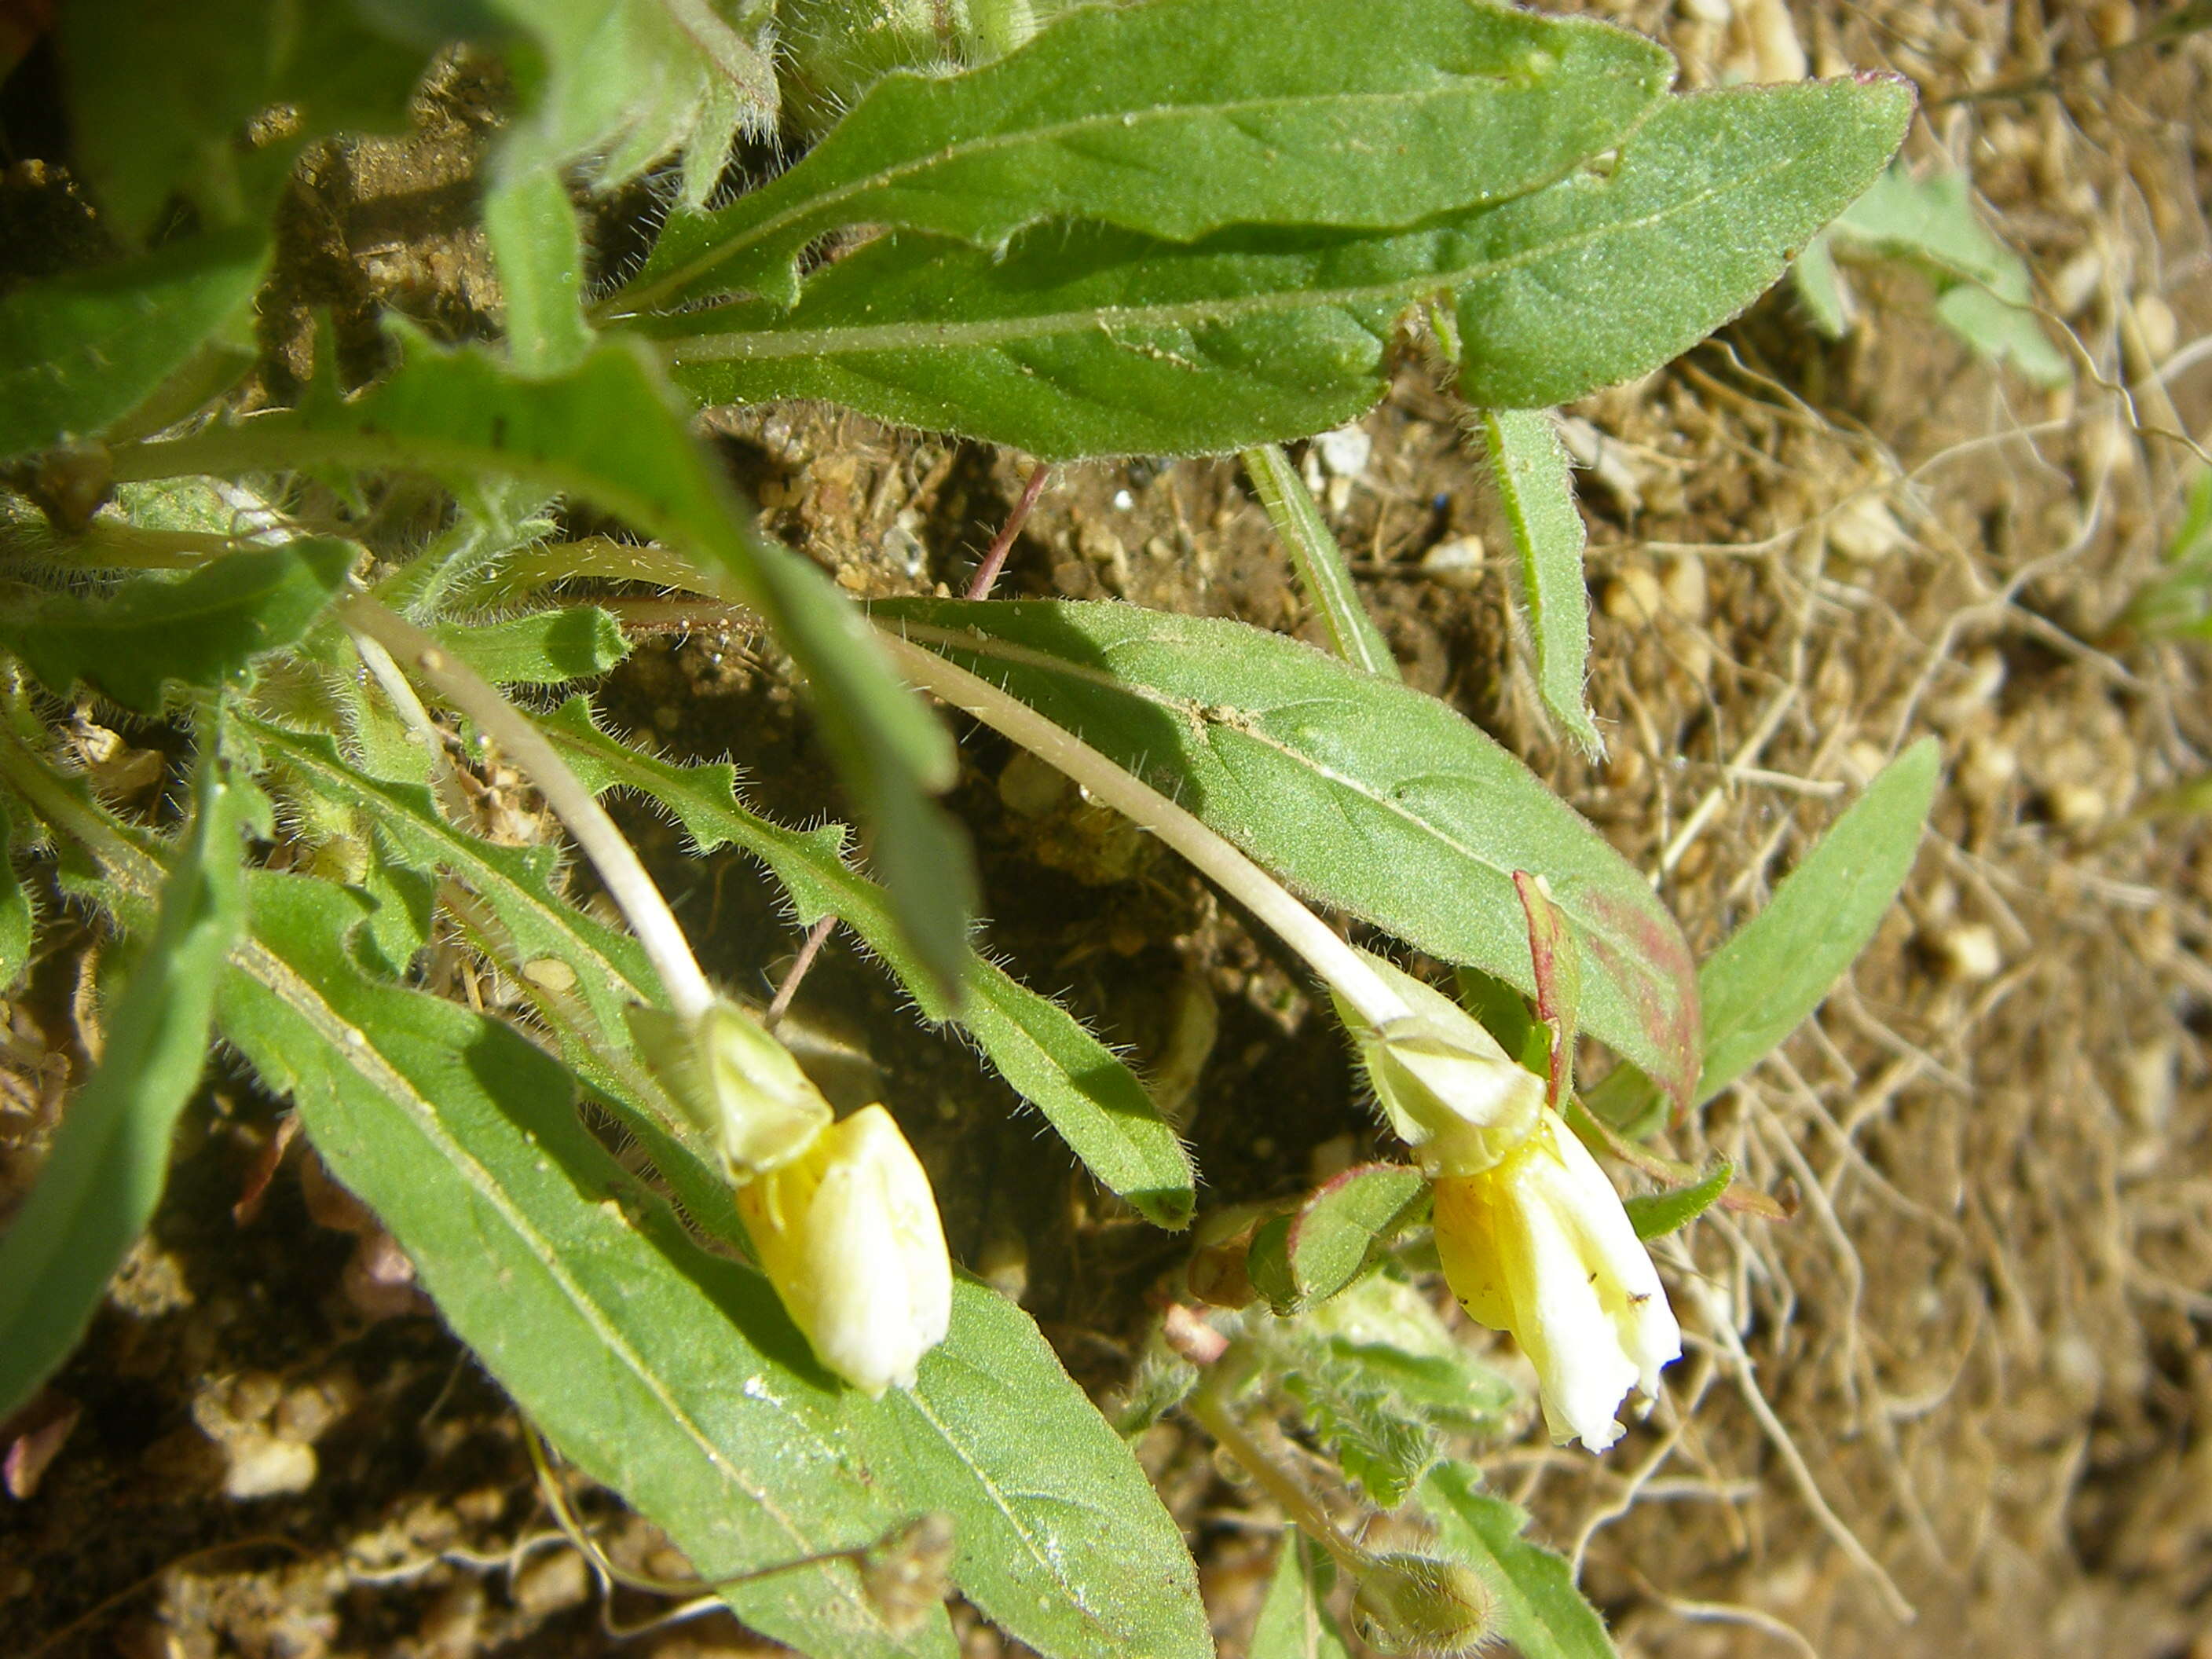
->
(345, 595), (951, 1393)
(879, 629), (1677, 1447)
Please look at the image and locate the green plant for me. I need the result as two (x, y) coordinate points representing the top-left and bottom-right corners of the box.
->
(0, 2), (1942, 1653)
(1790, 159), (2071, 387)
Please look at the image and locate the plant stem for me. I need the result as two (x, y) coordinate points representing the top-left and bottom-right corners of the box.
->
(872, 628), (1410, 1032)
(1184, 1360), (1375, 1579)
(337, 595), (716, 1020)
(966, 462), (1053, 600)
(765, 914), (837, 1028)
(1240, 444), (1397, 679)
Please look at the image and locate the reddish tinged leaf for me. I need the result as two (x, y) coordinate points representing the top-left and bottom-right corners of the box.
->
(1514, 871), (1581, 1109)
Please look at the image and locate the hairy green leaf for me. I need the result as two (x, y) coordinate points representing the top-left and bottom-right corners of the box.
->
(650, 81), (1908, 460)
(485, 0), (778, 196)
(0, 230), (267, 459)
(1448, 79), (1912, 407)
(624, 0), (1672, 309)
(1248, 1164), (1428, 1315)
(0, 540), (353, 714)
(57, 0), (428, 238)
(0, 731), (242, 1419)
(1243, 444), (1397, 679)
(434, 606), (632, 685)
(1622, 1158), (1733, 1240)
(1419, 1465), (1617, 1659)
(219, 871), (948, 1659)
(1273, 1275), (1518, 1436)
(1694, 739), (1937, 1097)
(870, 599), (1702, 1106)
(1481, 410), (1597, 756)
(1588, 738), (1939, 1130)
(484, 167), (595, 376)
(112, 332), (976, 1002)
(244, 717), (658, 1050)
(0, 797), (33, 991)
(1250, 1531), (1351, 1659)
(21, 750), (1207, 1659)
(867, 1283), (1214, 1659)
(538, 700), (1195, 1228)
(1284, 1359), (1439, 1509)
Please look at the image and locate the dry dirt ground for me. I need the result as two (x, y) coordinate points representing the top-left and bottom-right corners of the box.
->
(2, 2), (2210, 1657)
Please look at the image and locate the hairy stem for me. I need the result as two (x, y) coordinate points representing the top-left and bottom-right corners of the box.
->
(1185, 1356), (1376, 1580)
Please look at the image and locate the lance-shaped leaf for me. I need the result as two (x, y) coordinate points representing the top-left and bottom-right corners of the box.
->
(111, 332), (976, 1002)
(1243, 443), (1398, 679)
(624, 0), (1673, 310)
(1622, 1158), (1733, 1240)
(1482, 410), (1599, 756)
(871, 598), (1702, 1107)
(14, 734), (1210, 1659)
(219, 873), (948, 1659)
(1447, 78), (1913, 408)
(1585, 737), (1939, 1130)
(538, 700), (1196, 1229)
(1796, 163), (2067, 386)
(0, 733), (243, 1419)
(0, 540), (353, 715)
(0, 229), (267, 460)
(1250, 1531), (1351, 1659)
(650, 80), (1910, 461)
(484, 167), (595, 377)
(244, 719), (661, 1060)
(863, 1284), (1214, 1659)
(1419, 1464), (1617, 1659)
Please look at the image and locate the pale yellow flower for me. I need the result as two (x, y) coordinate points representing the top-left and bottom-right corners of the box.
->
(736, 1104), (953, 1395)
(1432, 1107), (1680, 1452)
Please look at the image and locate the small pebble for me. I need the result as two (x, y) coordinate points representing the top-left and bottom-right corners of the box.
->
(1828, 495), (1907, 563)
(222, 1432), (317, 1500)
(2130, 293), (2178, 364)
(1314, 424), (1372, 479)
(1930, 922), (2002, 983)
(1419, 535), (1487, 590)
(513, 1547), (591, 1618)
(1600, 564), (1664, 622)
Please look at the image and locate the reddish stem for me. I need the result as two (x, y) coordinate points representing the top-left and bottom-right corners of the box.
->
(965, 463), (1053, 600)
(766, 914), (838, 1028)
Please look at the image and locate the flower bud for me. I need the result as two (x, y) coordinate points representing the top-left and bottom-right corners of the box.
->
(1332, 950), (1544, 1177)
(628, 999), (833, 1180)
(736, 1104), (953, 1394)
(1350, 1552), (1500, 1657)
(1432, 1107), (1680, 1452)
